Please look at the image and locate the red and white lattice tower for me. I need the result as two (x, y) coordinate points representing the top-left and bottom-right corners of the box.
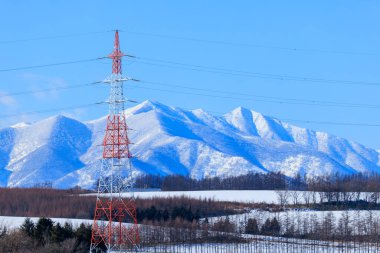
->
(90, 30), (140, 253)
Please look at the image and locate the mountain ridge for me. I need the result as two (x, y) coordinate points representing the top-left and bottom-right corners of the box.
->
(0, 100), (379, 188)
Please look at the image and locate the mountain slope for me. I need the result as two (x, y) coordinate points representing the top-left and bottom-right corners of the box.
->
(2, 116), (92, 187)
(1, 100), (379, 188)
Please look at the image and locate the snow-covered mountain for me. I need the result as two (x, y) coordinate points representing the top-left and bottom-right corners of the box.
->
(0, 100), (379, 188)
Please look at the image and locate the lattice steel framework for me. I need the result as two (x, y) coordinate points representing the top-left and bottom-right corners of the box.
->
(90, 30), (140, 253)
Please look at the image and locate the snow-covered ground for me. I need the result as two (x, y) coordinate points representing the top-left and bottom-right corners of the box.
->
(0, 216), (92, 230)
(130, 190), (279, 203)
(90, 189), (375, 205)
(84, 190), (280, 203)
(208, 209), (380, 224)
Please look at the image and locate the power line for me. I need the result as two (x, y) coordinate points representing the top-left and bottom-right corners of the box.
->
(0, 30), (111, 44)
(3, 61), (378, 109)
(134, 57), (380, 87)
(182, 108), (380, 127)
(0, 81), (103, 98)
(135, 80), (380, 109)
(133, 84), (369, 108)
(6, 77), (380, 109)
(0, 103), (102, 119)
(0, 30), (377, 128)
(1, 53), (378, 88)
(139, 80), (380, 109)
(1, 96), (379, 128)
(2, 99), (379, 129)
(0, 28), (377, 57)
(0, 57), (107, 72)
(120, 29), (380, 56)
(282, 119), (380, 127)
(135, 99), (380, 127)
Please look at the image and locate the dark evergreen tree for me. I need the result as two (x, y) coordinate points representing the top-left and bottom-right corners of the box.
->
(245, 218), (259, 235)
(261, 218), (272, 235)
(75, 223), (94, 251)
(34, 217), (54, 245)
(270, 217), (281, 236)
(163, 209), (170, 221)
(0, 226), (6, 238)
(20, 218), (35, 237)
(261, 218), (281, 236)
(51, 223), (66, 243)
(63, 222), (75, 239)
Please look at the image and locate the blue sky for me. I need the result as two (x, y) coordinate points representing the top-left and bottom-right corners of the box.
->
(0, 1), (380, 149)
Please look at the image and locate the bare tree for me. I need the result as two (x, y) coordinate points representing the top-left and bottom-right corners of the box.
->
(276, 190), (289, 207)
(321, 212), (335, 240)
(339, 211), (352, 239)
(290, 191), (301, 206)
(311, 190), (318, 205)
(370, 192), (379, 204)
(318, 191), (325, 204)
(302, 191), (311, 207)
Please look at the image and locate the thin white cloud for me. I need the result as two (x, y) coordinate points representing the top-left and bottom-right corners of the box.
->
(0, 91), (20, 129)
(21, 73), (67, 100)
(0, 91), (17, 107)
(61, 108), (88, 120)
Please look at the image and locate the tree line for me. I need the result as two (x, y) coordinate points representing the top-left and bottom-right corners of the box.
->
(135, 172), (290, 191)
(241, 210), (380, 244)
(275, 174), (380, 210)
(135, 172), (380, 192)
(0, 188), (246, 222)
(1, 212), (380, 252)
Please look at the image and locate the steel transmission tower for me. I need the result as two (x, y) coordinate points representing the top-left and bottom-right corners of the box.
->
(90, 30), (140, 253)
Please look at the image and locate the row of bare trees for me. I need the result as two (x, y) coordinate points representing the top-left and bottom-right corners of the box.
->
(0, 188), (247, 221)
(135, 209), (380, 245)
(238, 210), (380, 242)
(130, 210), (380, 252)
(277, 190), (380, 209)
(308, 173), (380, 193)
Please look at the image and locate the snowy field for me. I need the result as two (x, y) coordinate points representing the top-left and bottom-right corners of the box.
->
(89, 189), (377, 206)
(208, 209), (380, 224)
(208, 209), (380, 222)
(0, 216), (92, 230)
(132, 190), (279, 203)
(89, 190), (280, 203)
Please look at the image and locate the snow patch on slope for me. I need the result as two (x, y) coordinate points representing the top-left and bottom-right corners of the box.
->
(10, 122), (30, 128)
